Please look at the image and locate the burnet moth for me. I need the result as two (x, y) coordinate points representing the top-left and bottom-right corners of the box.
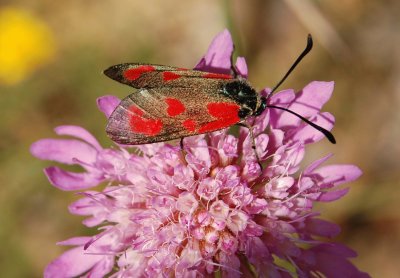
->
(104, 35), (335, 162)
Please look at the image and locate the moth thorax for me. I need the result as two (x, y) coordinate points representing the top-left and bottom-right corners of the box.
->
(222, 80), (259, 119)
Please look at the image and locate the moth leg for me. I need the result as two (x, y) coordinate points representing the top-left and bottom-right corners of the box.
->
(237, 122), (263, 170)
(180, 137), (188, 165)
(180, 137), (184, 151)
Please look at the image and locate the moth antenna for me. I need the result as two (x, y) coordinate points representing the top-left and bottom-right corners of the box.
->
(266, 104), (336, 144)
(269, 34), (313, 96)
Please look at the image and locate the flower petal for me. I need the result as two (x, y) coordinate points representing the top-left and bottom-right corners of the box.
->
(306, 244), (370, 278)
(312, 164), (362, 187)
(268, 89), (296, 128)
(291, 81), (334, 117)
(318, 188), (350, 202)
(235, 56), (248, 78)
(256, 111), (271, 135)
(287, 112), (335, 144)
(194, 29), (234, 74)
(97, 95), (120, 118)
(305, 218), (341, 237)
(87, 256), (115, 278)
(269, 81), (334, 130)
(57, 236), (91, 246)
(304, 153), (333, 174)
(31, 138), (98, 165)
(44, 246), (106, 278)
(313, 242), (358, 257)
(55, 125), (102, 151)
(68, 195), (108, 227)
(44, 166), (104, 191)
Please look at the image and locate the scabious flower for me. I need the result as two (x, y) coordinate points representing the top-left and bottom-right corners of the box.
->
(31, 30), (369, 277)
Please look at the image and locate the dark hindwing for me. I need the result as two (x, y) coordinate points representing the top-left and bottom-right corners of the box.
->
(106, 85), (242, 145)
(104, 63), (233, 89)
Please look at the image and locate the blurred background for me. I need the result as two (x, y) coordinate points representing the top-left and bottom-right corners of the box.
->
(0, 0), (398, 277)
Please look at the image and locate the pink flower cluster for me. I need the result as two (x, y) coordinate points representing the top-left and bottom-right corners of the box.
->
(31, 30), (369, 277)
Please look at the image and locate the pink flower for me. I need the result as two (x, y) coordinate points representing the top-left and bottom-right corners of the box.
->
(31, 30), (369, 278)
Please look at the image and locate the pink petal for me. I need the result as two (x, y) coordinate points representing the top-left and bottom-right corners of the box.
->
(287, 112), (335, 144)
(54, 125), (102, 151)
(31, 139), (98, 165)
(253, 109), (270, 135)
(269, 88), (296, 107)
(44, 246), (106, 278)
(68, 196), (108, 226)
(44, 166), (104, 191)
(194, 29), (234, 74)
(309, 244), (370, 278)
(290, 81), (334, 117)
(57, 236), (91, 246)
(245, 237), (274, 274)
(82, 216), (106, 227)
(268, 89), (296, 128)
(305, 218), (341, 237)
(304, 154), (333, 174)
(314, 256), (369, 278)
(318, 188), (350, 202)
(269, 81), (334, 130)
(235, 56), (248, 78)
(87, 256), (115, 278)
(275, 81), (333, 128)
(314, 243), (358, 257)
(266, 128), (284, 153)
(68, 196), (100, 215)
(313, 165), (362, 187)
(97, 95), (120, 118)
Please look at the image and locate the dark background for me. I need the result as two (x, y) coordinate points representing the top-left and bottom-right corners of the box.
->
(1, 1), (399, 277)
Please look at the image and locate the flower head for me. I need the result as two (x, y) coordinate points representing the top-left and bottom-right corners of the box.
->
(32, 30), (369, 277)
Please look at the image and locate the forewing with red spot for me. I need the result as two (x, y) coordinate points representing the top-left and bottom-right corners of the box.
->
(106, 86), (241, 145)
(104, 63), (233, 89)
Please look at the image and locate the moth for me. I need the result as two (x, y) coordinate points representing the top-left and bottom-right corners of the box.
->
(104, 35), (335, 158)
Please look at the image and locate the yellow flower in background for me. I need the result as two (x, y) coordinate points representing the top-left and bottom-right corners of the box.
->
(0, 7), (55, 85)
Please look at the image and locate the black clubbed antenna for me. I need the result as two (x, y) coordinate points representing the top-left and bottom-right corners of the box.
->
(265, 35), (336, 144)
(269, 34), (313, 95)
(266, 105), (336, 144)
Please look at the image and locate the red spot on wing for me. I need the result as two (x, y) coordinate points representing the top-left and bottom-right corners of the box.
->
(203, 73), (232, 80)
(183, 119), (196, 132)
(129, 105), (163, 136)
(124, 65), (156, 81)
(165, 98), (185, 116)
(199, 102), (240, 133)
(129, 105), (144, 116)
(163, 71), (181, 81)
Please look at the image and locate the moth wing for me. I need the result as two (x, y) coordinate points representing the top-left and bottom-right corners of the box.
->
(106, 86), (241, 145)
(104, 63), (233, 89)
